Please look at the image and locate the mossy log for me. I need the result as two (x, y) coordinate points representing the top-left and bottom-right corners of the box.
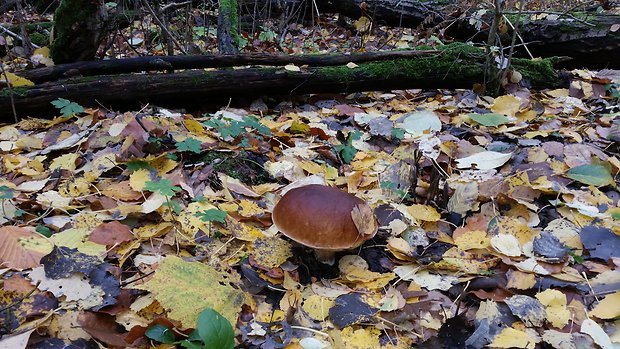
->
(0, 45), (565, 120)
(20, 49), (438, 83)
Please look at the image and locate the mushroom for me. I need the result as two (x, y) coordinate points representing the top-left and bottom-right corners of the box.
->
(272, 184), (378, 265)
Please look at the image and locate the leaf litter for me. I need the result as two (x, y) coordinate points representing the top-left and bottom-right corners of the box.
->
(0, 69), (619, 349)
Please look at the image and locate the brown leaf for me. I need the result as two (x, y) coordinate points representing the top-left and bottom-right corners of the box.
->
(89, 221), (134, 246)
(78, 311), (129, 347)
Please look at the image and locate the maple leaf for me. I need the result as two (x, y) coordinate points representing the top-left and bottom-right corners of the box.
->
(176, 137), (203, 153)
(50, 98), (84, 116)
(195, 209), (227, 223)
(144, 179), (181, 197)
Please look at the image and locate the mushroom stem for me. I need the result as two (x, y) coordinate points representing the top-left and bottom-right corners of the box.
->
(314, 250), (336, 265)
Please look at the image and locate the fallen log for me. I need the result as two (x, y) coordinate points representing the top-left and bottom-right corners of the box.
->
(1, 44), (565, 120)
(20, 50), (438, 84)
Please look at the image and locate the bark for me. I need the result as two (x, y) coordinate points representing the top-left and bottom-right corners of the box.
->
(218, 0), (240, 54)
(20, 50), (438, 83)
(51, 0), (110, 63)
(1, 45), (565, 120)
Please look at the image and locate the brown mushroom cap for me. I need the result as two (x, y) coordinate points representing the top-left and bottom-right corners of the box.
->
(272, 184), (377, 251)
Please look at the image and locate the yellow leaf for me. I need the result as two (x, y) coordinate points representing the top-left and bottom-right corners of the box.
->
(491, 95), (522, 116)
(506, 269), (537, 290)
(60, 177), (91, 197)
(290, 121), (310, 134)
(49, 153), (79, 171)
(341, 326), (380, 349)
(134, 222), (173, 239)
(183, 118), (205, 134)
(302, 294), (335, 321)
(453, 230), (489, 250)
(50, 228), (107, 256)
(491, 327), (536, 349)
(132, 255), (245, 328)
(148, 155), (177, 175)
(129, 169), (152, 191)
(238, 199), (264, 217)
(251, 237), (292, 268)
(590, 292), (620, 319)
(354, 16), (371, 32)
(407, 204), (440, 222)
(1, 72), (34, 87)
(33, 46), (50, 56)
(536, 289), (570, 328)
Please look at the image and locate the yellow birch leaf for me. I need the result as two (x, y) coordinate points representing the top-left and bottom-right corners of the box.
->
(453, 230), (489, 250)
(132, 255), (245, 328)
(407, 204), (440, 222)
(590, 292), (620, 319)
(491, 95), (522, 116)
(183, 118), (205, 134)
(49, 153), (79, 171)
(302, 295), (335, 321)
(341, 326), (380, 349)
(1, 72), (34, 87)
(251, 237), (292, 268)
(50, 228), (106, 256)
(536, 289), (570, 328)
(506, 269), (537, 290)
(129, 169), (152, 191)
(491, 327), (536, 349)
(238, 199), (264, 217)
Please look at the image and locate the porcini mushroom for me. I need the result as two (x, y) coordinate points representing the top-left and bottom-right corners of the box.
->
(272, 184), (378, 265)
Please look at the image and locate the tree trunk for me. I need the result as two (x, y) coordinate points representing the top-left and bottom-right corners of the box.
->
(218, 0), (240, 54)
(1, 44), (565, 120)
(50, 0), (109, 63)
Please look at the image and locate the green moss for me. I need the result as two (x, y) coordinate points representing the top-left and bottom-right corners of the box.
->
(319, 43), (485, 83)
(512, 57), (560, 86)
(29, 32), (49, 46)
(0, 87), (29, 97)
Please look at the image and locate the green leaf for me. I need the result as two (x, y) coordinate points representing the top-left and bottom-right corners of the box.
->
(50, 98), (84, 116)
(469, 113), (510, 127)
(144, 179), (182, 197)
(196, 308), (235, 349)
(36, 225), (53, 237)
(195, 209), (227, 223)
(179, 340), (203, 349)
(0, 185), (14, 199)
(568, 250), (583, 264)
(334, 144), (357, 164)
(146, 324), (176, 343)
(176, 138), (203, 154)
(391, 128), (405, 140)
(164, 200), (183, 215)
(242, 116), (271, 136)
(126, 161), (155, 172)
(566, 164), (614, 187)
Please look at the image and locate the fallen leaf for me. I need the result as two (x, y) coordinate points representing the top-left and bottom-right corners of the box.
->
(456, 151), (512, 170)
